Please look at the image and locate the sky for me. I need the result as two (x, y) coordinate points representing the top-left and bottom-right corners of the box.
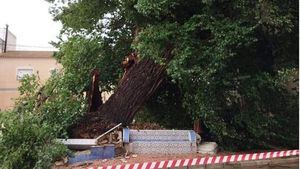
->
(0, 0), (62, 51)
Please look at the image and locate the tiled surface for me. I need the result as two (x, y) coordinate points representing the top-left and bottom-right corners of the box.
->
(126, 129), (197, 154)
(129, 130), (193, 141)
(131, 141), (197, 154)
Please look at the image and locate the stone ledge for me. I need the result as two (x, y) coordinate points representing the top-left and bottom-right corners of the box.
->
(190, 156), (299, 169)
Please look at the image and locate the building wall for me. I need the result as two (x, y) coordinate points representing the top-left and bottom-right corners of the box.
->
(0, 56), (60, 110)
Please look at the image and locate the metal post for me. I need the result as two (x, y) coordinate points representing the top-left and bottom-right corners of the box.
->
(4, 24), (8, 53)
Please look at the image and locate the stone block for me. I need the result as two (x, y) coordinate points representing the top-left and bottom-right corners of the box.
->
(124, 143), (134, 153)
(198, 142), (218, 155)
(131, 141), (197, 154)
(123, 129), (197, 154)
(126, 129), (196, 142)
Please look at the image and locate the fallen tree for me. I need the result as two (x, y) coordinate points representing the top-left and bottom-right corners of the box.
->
(71, 46), (173, 137)
(48, 0), (298, 150)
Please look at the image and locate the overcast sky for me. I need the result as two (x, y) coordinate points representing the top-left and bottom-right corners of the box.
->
(0, 0), (62, 50)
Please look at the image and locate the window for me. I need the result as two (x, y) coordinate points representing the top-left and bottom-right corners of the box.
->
(16, 68), (33, 80)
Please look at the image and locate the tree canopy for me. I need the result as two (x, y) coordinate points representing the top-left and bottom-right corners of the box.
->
(0, 0), (298, 168)
(47, 0), (298, 150)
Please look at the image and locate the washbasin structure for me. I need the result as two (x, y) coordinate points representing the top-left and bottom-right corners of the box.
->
(123, 128), (198, 154)
(57, 123), (122, 150)
(57, 123), (122, 164)
(57, 124), (203, 164)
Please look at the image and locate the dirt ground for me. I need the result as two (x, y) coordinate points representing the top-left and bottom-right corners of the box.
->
(52, 148), (294, 169)
(53, 153), (209, 169)
(53, 153), (299, 169)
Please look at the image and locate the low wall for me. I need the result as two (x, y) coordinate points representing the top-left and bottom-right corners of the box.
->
(191, 156), (299, 169)
(89, 150), (299, 169)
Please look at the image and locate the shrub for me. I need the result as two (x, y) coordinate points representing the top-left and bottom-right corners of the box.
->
(0, 73), (84, 168)
(0, 110), (68, 169)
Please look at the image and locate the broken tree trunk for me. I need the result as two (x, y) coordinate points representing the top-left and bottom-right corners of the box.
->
(87, 69), (102, 112)
(71, 47), (173, 138)
(99, 58), (165, 124)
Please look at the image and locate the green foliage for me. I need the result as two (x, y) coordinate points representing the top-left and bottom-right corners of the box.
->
(135, 23), (179, 63)
(46, 0), (299, 151)
(0, 72), (87, 168)
(136, 78), (192, 129)
(54, 35), (126, 92)
(15, 72), (85, 137)
(0, 110), (67, 169)
(36, 72), (85, 136)
(135, 0), (179, 18)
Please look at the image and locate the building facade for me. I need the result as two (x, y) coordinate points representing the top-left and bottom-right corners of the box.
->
(0, 51), (60, 110)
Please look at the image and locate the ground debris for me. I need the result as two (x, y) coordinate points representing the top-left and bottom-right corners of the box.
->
(129, 122), (164, 130)
(120, 158), (127, 163)
(55, 161), (64, 166)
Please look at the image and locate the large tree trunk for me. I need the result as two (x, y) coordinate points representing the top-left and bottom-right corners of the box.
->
(71, 47), (173, 138)
(100, 59), (166, 124)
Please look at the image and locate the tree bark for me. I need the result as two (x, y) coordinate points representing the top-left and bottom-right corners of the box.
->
(102, 59), (166, 123)
(87, 69), (102, 112)
(71, 47), (173, 138)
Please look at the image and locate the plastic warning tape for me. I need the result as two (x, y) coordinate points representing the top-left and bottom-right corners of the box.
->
(89, 149), (299, 169)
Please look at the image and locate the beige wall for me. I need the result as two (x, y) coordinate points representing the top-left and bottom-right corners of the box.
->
(0, 56), (60, 110)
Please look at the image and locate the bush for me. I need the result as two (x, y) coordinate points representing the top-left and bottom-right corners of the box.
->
(0, 110), (68, 169)
(0, 73), (85, 168)
(136, 78), (193, 129)
(182, 70), (299, 150)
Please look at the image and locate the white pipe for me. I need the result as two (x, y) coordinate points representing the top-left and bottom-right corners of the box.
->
(95, 123), (122, 142)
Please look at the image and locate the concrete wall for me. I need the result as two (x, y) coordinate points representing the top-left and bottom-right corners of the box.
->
(0, 53), (60, 110)
(190, 157), (299, 169)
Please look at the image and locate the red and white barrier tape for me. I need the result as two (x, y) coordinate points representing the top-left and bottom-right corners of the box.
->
(89, 149), (299, 169)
